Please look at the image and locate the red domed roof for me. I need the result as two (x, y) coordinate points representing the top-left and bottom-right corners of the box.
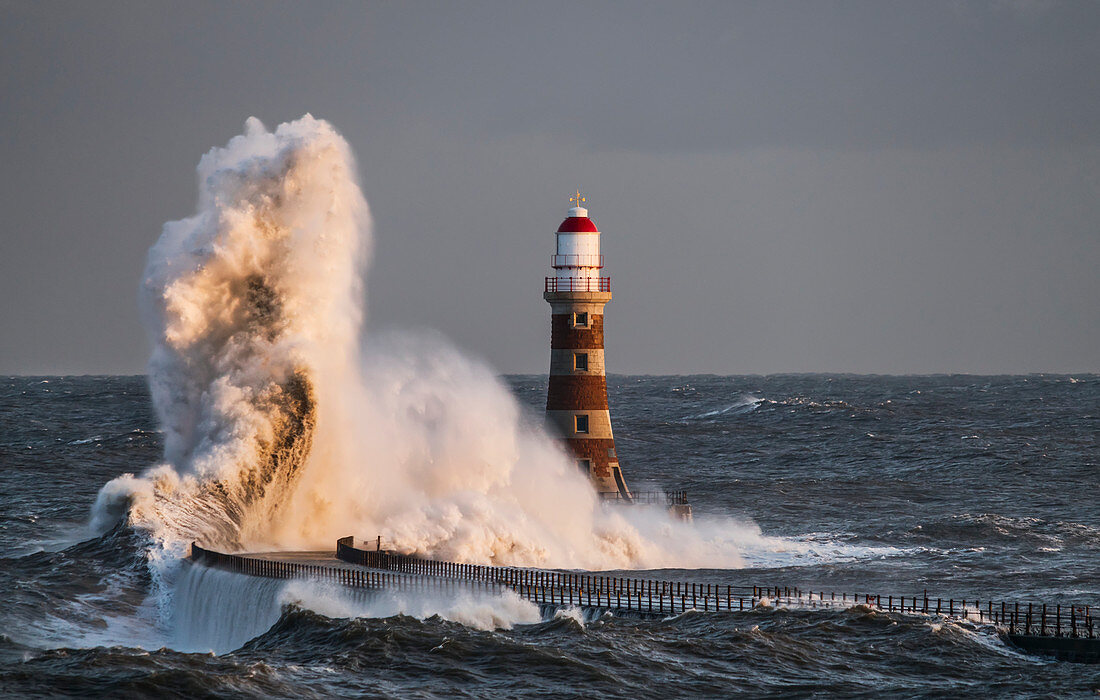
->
(557, 216), (599, 233)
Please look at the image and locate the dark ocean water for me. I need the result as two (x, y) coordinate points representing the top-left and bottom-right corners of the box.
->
(1, 374), (1098, 698)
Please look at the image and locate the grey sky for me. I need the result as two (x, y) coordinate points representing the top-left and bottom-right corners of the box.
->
(2, 0), (1098, 374)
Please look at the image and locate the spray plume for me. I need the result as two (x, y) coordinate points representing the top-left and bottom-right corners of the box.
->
(94, 115), (782, 578)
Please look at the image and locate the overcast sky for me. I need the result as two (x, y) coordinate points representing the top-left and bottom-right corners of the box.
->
(2, 1), (1098, 375)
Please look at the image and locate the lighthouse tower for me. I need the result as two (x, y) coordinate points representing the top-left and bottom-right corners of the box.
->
(544, 191), (631, 499)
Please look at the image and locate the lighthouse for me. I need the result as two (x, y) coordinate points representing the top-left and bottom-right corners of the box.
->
(544, 191), (631, 500)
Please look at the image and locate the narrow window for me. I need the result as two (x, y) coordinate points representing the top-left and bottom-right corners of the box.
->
(612, 466), (629, 496)
(607, 447), (616, 460)
(574, 312), (588, 328)
(574, 414), (589, 434)
(574, 352), (588, 371)
(577, 459), (591, 475)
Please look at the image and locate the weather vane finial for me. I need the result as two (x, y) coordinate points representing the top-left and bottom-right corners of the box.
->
(570, 188), (586, 209)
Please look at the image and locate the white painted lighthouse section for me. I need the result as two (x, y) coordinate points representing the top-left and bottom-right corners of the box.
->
(555, 233), (600, 257)
(553, 206), (603, 286)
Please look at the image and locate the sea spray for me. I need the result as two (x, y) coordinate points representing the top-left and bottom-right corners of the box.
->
(92, 115), (368, 559)
(91, 115), (807, 638)
(274, 329), (790, 569)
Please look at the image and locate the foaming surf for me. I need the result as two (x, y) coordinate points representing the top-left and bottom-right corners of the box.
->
(684, 394), (764, 420)
(88, 115), (790, 571)
(73, 115), (906, 650)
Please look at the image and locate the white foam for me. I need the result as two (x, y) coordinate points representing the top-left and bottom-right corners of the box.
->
(280, 578), (542, 631)
(686, 394), (763, 420)
(81, 116), (907, 651)
(86, 115), (773, 577)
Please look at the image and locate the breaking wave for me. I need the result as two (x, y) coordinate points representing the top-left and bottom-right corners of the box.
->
(684, 394), (764, 420)
(91, 116), (366, 577)
(90, 114), (827, 613)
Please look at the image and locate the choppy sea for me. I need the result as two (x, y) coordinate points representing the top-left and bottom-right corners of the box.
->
(1, 374), (1098, 698)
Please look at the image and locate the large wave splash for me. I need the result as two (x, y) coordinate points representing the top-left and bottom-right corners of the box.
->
(92, 115), (368, 558)
(93, 115), (775, 578)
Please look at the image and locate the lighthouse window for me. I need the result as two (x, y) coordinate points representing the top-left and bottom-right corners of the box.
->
(575, 414), (590, 434)
(573, 312), (588, 328)
(574, 353), (588, 371)
(577, 459), (591, 475)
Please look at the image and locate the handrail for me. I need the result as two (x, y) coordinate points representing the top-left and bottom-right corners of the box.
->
(545, 277), (610, 293)
(190, 541), (1096, 642)
(551, 254), (604, 269)
(598, 491), (690, 506)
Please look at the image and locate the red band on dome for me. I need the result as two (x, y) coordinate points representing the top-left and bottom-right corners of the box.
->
(557, 217), (599, 233)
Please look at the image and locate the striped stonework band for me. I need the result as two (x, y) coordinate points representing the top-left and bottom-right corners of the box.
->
(545, 409), (615, 440)
(546, 375), (609, 410)
(550, 314), (605, 350)
(549, 348), (606, 375)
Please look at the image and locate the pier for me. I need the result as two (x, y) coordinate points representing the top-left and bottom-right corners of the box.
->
(190, 538), (1098, 663)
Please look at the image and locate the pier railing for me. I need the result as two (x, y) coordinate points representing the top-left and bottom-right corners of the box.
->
(191, 542), (507, 597)
(598, 491), (690, 506)
(191, 541), (1095, 641)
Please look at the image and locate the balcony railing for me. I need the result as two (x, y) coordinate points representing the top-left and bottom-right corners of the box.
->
(551, 254), (604, 268)
(545, 277), (611, 293)
(598, 491), (690, 506)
